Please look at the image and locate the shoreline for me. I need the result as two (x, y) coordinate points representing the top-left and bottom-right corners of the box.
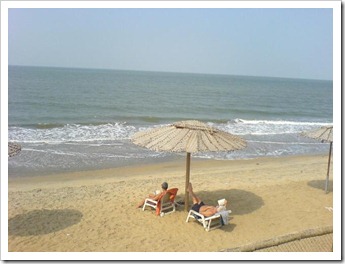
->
(8, 154), (333, 252)
(8, 153), (328, 188)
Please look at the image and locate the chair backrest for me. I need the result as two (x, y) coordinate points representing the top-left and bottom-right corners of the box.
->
(155, 188), (178, 216)
(161, 192), (172, 204)
(160, 188), (178, 204)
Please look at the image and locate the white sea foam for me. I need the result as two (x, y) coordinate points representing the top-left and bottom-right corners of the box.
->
(8, 66), (333, 176)
(9, 119), (333, 145)
(247, 140), (324, 145)
(8, 122), (137, 143)
(234, 118), (331, 126)
(214, 119), (332, 136)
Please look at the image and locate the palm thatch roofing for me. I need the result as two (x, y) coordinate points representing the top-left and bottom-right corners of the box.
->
(8, 142), (21, 157)
(301, 125), (333, 143)
(132, 120), (246, 153)
(132, 120), (247, 210)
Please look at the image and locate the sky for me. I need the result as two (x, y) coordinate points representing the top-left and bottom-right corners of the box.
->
(7, 6), (333, 80)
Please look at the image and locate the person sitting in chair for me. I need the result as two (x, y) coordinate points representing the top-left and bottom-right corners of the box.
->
(136, 182), (168, 208)
(188, 182), (228, 217)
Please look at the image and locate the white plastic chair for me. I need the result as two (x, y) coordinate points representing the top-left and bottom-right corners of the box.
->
(186, 209), (232, 231)
(142, 188), (178, 217)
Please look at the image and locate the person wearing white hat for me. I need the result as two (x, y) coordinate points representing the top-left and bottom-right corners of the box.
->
(188, 182), (228, 217)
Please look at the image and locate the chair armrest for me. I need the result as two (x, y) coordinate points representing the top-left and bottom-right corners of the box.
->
(188, 210), (205, 220)
(186, 210), (202, 222)
(144, 198), (158, 205)
(205, 214), (222, 220)
(191, 210), (223, 220)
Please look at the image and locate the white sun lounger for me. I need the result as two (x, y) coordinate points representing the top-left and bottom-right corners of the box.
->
(186, 209), (232, 231)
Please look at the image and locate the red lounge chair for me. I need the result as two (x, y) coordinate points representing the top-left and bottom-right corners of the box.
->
(142, 188), (178, 217)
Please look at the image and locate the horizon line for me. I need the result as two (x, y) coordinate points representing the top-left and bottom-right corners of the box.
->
(8, 64), (333, 82)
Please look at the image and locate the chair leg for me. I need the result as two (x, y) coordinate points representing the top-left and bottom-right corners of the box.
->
(207, 217), (222, 231)
(186, 210), (193, 222)
(161, 204), (176, 216)
(206, 220), (211, 231)
(201, 218), (207, 230)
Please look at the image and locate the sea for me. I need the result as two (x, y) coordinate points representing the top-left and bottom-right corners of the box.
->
(8, 65), (333, 177)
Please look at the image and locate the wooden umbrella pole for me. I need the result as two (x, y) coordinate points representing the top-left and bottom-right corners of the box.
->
(185, 152), (191, 211)
(325, 141), (333, 194)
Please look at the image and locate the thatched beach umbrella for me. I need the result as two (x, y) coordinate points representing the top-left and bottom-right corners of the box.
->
(132, 120), (247, 211)
(301, 126), (333, 193)
(8, 142), (21, 157)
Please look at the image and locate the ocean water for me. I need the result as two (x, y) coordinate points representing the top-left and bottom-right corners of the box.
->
(8, 66), (333, 177)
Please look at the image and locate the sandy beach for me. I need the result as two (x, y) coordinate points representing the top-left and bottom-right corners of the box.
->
(8, 154), (333, 253)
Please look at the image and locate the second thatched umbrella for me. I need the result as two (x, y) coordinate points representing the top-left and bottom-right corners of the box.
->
(131, 120), (247, 211)
(301, 125), (333, 193)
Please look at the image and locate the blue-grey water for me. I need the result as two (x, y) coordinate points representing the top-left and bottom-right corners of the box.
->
(8, 65), (333, 177)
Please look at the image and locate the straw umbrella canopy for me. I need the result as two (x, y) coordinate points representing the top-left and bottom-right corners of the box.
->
(8, 142), (21, 157)
(131, 120), (247, 211)
(301, 126), (333, 193)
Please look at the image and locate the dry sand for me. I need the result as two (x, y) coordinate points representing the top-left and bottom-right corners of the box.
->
(8, 154), (333, 253)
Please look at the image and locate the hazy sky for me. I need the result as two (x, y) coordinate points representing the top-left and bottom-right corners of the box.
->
(8, 7), (333, 80)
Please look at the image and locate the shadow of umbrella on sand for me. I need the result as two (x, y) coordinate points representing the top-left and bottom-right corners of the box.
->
(8, 142), (21, 157)
(131, 120), (247, 211)
(9, 209), (83, 236)
(301, 125), (333, 194)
